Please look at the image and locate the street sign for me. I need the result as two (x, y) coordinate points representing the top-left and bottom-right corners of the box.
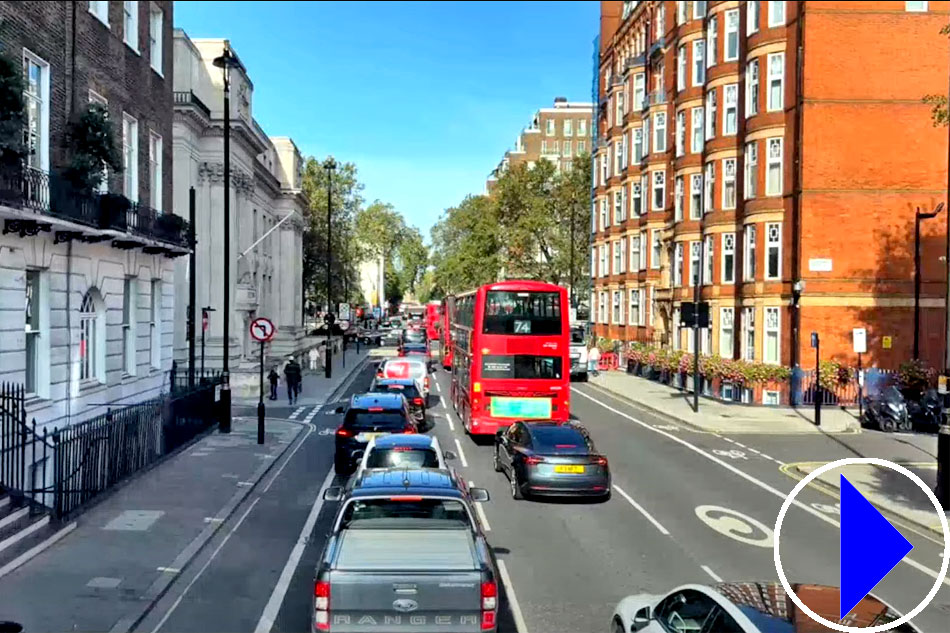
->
(939, 375), (948, 395)
(249, 317), (276, 342)
(811, 332), (819, 349)
(852, 328), (867, 354)
(339, 303), (351, 321)
(882, 336), (893, 350)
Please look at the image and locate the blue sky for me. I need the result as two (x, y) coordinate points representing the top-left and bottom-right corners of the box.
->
(174, 1), (599, 239)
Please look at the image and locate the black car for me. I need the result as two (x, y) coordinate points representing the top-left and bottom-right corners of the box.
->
(493, 421), (610, 500)
(333, 393), (417, 475)
(369, 378), (426, 424)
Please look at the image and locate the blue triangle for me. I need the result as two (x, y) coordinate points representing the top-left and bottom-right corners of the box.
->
(840, 474), (913, 619)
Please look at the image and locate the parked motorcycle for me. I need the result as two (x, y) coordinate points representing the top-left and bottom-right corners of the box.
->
(863, 386), (911, 432)
(908, 388), (944, 433)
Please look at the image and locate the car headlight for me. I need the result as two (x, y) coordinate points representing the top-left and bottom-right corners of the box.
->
(888, 402), (902, 413)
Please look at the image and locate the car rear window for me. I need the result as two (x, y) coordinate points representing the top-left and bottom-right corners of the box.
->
(366, 448), (440, 468)
(404, 343), (427, 353)
(384, 361), (426, 379)
(372, 383), (421, 400)
(341, 499), (469, 528)
(344, 411), (408, 431)
(530, 425), (590, 454)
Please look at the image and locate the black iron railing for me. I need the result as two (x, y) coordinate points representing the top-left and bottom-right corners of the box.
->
(0, 164), (190, 248)
(173, 90), (211, 117)
(0, 377), (219, 520)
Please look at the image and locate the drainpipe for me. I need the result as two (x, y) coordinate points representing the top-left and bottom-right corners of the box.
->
(790, 2), (806, 371)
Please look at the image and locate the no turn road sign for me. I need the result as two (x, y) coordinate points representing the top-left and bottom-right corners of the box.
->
(250, 317), (276, 342)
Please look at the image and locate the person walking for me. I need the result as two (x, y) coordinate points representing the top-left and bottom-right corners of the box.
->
(588, 343), (601, 377)
(308, 346), (319, 372)
(284, 358), (302, 405)
(268, 367), (279, 401)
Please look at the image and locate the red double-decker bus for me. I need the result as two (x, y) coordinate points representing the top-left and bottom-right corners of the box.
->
(439, 296), (455, 370)
(425, 301), (441, 341)
(448, 280), (570, 436)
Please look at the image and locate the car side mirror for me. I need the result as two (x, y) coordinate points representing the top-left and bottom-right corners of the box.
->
(443, 450), (458, 461)
(323, 486), (344, 501)
(470, 487), (490, 503)
(334, 406), (345, 414)
(631, 606), (652, 631)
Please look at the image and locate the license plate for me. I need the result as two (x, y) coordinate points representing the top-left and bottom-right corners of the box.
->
(490, 397), (551, 419)
(356, 432), (385, 442)
(554, 465), (585, 474)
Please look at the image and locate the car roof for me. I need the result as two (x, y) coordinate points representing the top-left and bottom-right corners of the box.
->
(370, 434), (436, 449)
(349, 392), (406, 409)
(350, 469), (462, 496)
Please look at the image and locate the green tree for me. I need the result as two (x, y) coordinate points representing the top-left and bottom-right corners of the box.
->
(63, 104), (123, 193)
(301, 157), (363, 310)
(430, 194), (502, 293)
(549, 152), (592, 304)
(492, 158), (560, 280)
(395, 226), (428, 297)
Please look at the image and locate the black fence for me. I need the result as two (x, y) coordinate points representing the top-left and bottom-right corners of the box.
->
(0, 376), (221, 520)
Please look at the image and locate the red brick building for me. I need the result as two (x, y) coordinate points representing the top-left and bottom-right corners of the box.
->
(488, 97), (594, 191)
(592, 0), (949, 374)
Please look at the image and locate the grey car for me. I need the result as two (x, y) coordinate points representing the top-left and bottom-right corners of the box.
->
(493, 421), (610, 500)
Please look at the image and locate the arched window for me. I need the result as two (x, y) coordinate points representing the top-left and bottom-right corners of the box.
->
(79, 288), (104, 383)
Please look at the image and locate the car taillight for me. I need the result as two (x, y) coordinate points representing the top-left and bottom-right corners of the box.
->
(424, 376), (430, 389)
(335, 427), (352, 438)
(592, 455), (608, 466)
(413, 397), (424, 405)
(314, 580), (330, 631)
(481, 581), (497, 629)
(524, 455), (545, 465)
(404, 425), (417, 434)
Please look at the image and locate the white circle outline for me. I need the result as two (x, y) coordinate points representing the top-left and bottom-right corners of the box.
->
(773, 457), (949, 633)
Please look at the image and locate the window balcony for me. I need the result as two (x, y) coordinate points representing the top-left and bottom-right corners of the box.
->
(624, 54), (646, 73)
(644, 91), (668, 109)
(649, 37), (665, 58)
(173, 90), (211, 117)
(0, 164), (190, 255)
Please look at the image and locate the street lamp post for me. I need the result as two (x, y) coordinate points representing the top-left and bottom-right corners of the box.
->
(214, 45), (241, 434)
(200, 306), (215, 380)
(914, 203), (944, 360)
(324, 157), (337, 379)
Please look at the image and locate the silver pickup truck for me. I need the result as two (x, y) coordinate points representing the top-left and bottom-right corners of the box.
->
(314, 471), (498, 633)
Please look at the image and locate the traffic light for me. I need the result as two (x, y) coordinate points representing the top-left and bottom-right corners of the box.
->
(680, 302), (710, 328)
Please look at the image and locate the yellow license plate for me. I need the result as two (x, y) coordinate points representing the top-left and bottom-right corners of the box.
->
(358, 432), (383, 442)
(554, 465), (585, 474)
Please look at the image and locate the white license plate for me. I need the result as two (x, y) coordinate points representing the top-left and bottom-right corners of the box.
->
(356, 432), (388, 442)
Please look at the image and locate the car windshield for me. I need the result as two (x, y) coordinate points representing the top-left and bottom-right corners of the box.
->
(341, 499), (470, 529)
(365, 448), (440, 468)
(344, 411), (408, 431)
(483, 290), (562, 335)
(570, 327), (586, 344)
(403, 331), (426, 343)
(530, 425), (590, 454)
(372, 383), (421, 400)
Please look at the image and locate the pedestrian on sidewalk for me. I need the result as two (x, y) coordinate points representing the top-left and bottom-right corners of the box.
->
(588, 343), (601, 377)
(308, 346), (319, 372)
(268, 367), (279, 401)
(284, 358), (302, 405)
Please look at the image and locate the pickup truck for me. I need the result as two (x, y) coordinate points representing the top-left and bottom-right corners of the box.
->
(315, 470), (498, 632)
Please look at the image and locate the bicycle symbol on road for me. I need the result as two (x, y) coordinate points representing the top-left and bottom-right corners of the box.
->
(712, 449), (748, 460)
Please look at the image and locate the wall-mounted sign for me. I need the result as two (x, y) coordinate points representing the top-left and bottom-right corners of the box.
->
(882, 336), (893, 350)
(809, 258), (833, 272)
(852, 328), (867, 354)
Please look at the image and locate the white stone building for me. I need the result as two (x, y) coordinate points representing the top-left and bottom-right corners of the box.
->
(171, 31), (306, 377)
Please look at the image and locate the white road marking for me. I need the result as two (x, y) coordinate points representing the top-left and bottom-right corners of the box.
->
(695, 505), (774, 548)
(262, 423), (315, 493)
(440, 395), (447, 409)
(496, 559), (529, 633)
(469, 481), (491, 532)
(156, 567), (180, 574)
(612, 485), (670, 536)
(454, 438), (469, 468)
(748, 448), (762, 455)
(701, 565), (723, 582)
(202, 517), (223, 524)
(722, 437), (735, 443)
(435, 380), (441, 393)
(712, 449), (748, 461)
(254, 467), (335, 633)
(447, 415), (455, 432)
(732, 441), (747, 449)
(288, 407), (305, 420)
(571, 388), (950, 587)
(151, 498), (261, 633)
(760, 453), (775, 461)
(237, 481), (254, 487)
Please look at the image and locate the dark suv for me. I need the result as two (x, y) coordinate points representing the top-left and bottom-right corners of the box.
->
(369, 378), (426, 424)
(333, 393), (417, 475)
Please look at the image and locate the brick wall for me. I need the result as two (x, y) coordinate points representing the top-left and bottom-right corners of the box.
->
(0, 0), (173, 212)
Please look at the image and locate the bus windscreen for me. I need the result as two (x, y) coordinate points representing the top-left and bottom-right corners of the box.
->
(482, 291), (561, 335)
(481, 355), (563, 380)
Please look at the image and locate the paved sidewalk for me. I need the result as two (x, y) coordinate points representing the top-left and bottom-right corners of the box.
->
(588, 370), (861, 434)
(786, 462), (947, 536)
(233, 342), (368, 408)
(0, 417), (304, 633)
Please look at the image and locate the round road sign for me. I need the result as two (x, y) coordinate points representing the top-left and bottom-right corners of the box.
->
(250, 317), (276, 342)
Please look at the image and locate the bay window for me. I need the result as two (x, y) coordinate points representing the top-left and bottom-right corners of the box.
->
(768, 1), (786, 27)
(720, 308), (735, 358)
(764, 307), (780, 364)
(767, 52), (785, 111)
(690, 173), (703, 219)
(704, 235), (714, 285)
(675, 175), (684, 222)
(633, 73), (646, 110)
(706, 16), (718, 68)
(651, 230), (661, 269)
(676, 110), (685, 157)
(766, 137), (783, 196)
(630, 235), (641, 271)
(613, 240), (621, 274)
(722, 158), (736, 210)
(744, 224), (757, 281)
(742, 306), (756, 360)
(722, 233), (736, 284)
(744, 141), (758, 199)
(748, 1), (760, 35)
(691, 107), (704, 152)
(692, 40), (705, 86)
(766, 222), (782, 280)
(652, 170), (666, 211)
(613, 290), (622, 324)
(633, 127), (643, 162)
(677, 45), (686, 92)
(690, 241), (700, 286)
(746, 59), (759, 116)
(725, 9), (740, 61)
(632, 180), (643, 217)
(705, 88), (716, 140)
(653, 112), (667, 153)
(704, 162), (715, 214)
(640, 230), (648, 270)
(674, 243), (684, 287)
(724, 84), (738, 135)
(629, 289), (640, 326)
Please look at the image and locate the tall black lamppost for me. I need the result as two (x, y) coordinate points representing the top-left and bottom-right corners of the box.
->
(213, 44), (241, 433)
(324, 156), (337, 379)
(914, 203), (944, 360)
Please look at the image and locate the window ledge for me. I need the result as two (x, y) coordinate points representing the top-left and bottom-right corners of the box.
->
(79, 380), (107, 395)
(151, 65), (164, 78)
(90, 12), (110, 28)
(125, 43), (141, 56)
